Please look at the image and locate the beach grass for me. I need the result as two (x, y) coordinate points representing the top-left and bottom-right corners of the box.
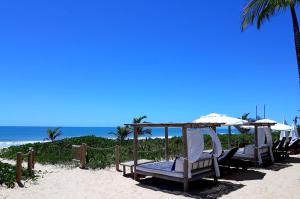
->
(0, 161), (37, 188)
(0, 133), (280, 169)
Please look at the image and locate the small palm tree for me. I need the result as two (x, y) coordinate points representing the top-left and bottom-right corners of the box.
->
(236, 113), (253, 134)
(132, 115), (152, 136)
(109, 126), (131, 143)
(44, 127), (62, 142)
(241, 0), (300, 85)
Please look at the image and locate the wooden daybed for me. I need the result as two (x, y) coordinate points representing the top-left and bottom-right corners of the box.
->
(232, 122), (275, 165)
(125, 122), (223, 192)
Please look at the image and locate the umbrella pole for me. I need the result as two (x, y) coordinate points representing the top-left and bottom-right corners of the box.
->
(228, 126), (232, 149)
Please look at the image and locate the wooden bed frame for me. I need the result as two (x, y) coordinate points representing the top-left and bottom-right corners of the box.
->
(124, 122), (223, 192)
(233, 123), (275, 165)
(135, 157), (218, 183)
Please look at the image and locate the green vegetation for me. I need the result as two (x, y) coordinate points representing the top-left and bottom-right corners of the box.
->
(131, 115), (152, 136)
(0, 161), (36, 188)
(109, 126), (131, 143)
(241, 0), (300, 84)
(44, 127), (63, 142)
(0, 132), (280, 169)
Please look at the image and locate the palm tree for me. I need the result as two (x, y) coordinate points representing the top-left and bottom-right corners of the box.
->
(44, 127), (62, 142)
(235, 113), (253, 134)
(109, 126), (131, 143)
(241, 0), (300, 85)
(131, 115), (152, 136)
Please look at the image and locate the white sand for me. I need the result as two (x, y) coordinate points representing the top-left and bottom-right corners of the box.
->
(1, 156), (300, 199)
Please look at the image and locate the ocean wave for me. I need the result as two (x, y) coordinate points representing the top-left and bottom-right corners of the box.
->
(0, 140), (47, 148)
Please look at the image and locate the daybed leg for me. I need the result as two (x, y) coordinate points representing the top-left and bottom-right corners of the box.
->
(184, 181), (189, 192)
(123, 165), (126, 176)
(130, 166), (133, 174)
(214, 176), (218, 183)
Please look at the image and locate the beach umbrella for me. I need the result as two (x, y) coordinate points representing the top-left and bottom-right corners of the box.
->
(193, 113), (247, 148)
(255, 119), (277, 124)
(193, 113), (246, 126)
(271, 122), (292, 131)
(240, 118), (278, 133)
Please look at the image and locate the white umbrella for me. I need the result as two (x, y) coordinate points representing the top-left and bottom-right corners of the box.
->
(255, 119), (277, 124)
(193, 113), (246, 126)
(193, 113), (247, 149)
(271, 123), (292, 131)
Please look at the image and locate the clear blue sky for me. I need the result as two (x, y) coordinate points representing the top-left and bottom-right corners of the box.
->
(0, 0), (299, 127)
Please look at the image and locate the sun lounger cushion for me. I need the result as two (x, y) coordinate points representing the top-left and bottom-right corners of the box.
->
(137, 161), (184, 178)
(137, 158), (214, 179)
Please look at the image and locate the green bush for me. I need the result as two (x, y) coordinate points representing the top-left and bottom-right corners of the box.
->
(0, 161), (36, 188)
(0, 133), (280, 169)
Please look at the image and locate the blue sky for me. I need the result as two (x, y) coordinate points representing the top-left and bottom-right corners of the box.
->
(0, 0), (299, 126)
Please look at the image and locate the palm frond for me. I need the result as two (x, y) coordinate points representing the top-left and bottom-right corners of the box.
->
(241, 0), (294, 31)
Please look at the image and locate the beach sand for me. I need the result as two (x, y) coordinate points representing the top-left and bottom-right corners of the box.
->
(1, 156), (300, 199)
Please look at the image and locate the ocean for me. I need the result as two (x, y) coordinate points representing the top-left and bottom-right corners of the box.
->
(0, 126), (239, 148)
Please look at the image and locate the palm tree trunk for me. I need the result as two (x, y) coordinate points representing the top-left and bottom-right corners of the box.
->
(290, 6), (300, 86)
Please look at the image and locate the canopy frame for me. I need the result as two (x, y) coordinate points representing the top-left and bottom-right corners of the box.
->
(238, 122), (276, 164)
(125, 122), (223, 192)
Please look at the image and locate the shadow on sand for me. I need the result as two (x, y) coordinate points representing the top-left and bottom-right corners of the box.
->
(222, 169), (266, 181)
(137, 178), (244, 199)
(257, 156), (300, 171)
(282, 156), (300, 164)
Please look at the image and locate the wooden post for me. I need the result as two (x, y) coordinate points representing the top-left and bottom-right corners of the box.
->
(254, 125), (259, 165)
(115, 145), (120, 171)
(212, 126), (217, 151)
(31, 148), (35, 169)
(80, 143), (87, 169)
(164, 127), (169, 161)
(133, 127), (138, 180)
(16, 152), (23, 183)
(28, 148), (33, 176)
(182, 125), (189, 192)
(228, 126), (232, 149)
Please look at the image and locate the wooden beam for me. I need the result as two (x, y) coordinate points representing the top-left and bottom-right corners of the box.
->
(133, 127), (138, 180)
(124, 122), (224, 128)
(16, 152), (23, 183)
(254, 125), (259, 165)
(228, 126), (232, 149)
(115, 145), (120, 171)
(164, 127), (169, 161)
(182, 125), (189, 192)
(80, 143), (87, 169)
(28, 148), (33, 176)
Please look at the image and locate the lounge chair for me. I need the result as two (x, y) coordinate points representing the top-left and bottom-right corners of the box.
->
(218, 147), (249, 171)
(273, 137), (289, 160)
(135, 128), (222, 186)
(233, 127), (274, 165)
(287, 138), (300, 154)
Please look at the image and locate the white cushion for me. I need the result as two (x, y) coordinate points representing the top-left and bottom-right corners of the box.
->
(244, 144), (255, 155)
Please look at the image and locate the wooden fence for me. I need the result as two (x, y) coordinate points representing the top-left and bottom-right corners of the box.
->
(16, 147), (35, 183)
(72, 143), (121, 171)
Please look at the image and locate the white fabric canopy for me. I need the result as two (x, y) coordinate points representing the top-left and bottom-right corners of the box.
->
(187, 129), (204, 162)
(279, 130), (289, 141)
(289, 122), (299, 146)
(193, 113), (246, 126)
(174, 128), (221, 178)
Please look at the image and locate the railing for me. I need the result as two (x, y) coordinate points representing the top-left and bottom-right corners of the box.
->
(16, 147), (35, 183)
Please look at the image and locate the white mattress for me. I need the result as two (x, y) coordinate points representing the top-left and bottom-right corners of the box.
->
(136, 161), (184, 178)
(233, 152), (254, 159)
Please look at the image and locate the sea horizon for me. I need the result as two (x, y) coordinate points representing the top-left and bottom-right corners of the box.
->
(0, 126), (239, 148)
